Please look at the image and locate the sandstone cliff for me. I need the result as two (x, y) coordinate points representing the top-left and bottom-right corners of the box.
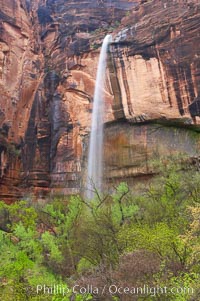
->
(0, 0), (199, 201)
(110, 0), (200, 123)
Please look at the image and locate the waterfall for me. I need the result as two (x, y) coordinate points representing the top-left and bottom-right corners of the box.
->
(86, 34), (112, 199)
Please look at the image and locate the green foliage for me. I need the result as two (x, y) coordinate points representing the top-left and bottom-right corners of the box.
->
(41, 231), (63, 262)
(112, 182), (139, 225)
(168, 273), (198, 301)
(0, 161), (200, 300)
(14, 223), (42, 261)
(0, 200), (37, 230)
(0, 201), (68, 300)
(77, 258), (94, 274)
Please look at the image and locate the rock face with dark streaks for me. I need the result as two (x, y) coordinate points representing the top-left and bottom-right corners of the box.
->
(110, 0), (200, 124)
(0, 0), (200, 201)
(0, 0), (44, 200)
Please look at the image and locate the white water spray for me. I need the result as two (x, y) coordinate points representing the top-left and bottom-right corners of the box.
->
(86, 34), (112, 199)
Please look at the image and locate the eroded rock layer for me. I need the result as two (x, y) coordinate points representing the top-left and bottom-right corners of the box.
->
(0, 0), (199, 200)
(109, 0), (200, 125)
(104, 122), (200, 185)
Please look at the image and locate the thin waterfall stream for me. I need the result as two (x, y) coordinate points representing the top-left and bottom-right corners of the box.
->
(86, 34), (112, 199)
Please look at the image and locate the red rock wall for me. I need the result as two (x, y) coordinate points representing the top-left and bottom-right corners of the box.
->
(110, 0), (200, 124)
(0, 0), (44, 200)
(0, 0), (199, 201)
(104, 122), (200, 186)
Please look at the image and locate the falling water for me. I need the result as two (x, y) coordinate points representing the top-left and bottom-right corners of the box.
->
(86, 34), (112, 199)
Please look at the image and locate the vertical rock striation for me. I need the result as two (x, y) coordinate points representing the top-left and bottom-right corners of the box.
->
(0, 0), (200, 201)
(109, 0), (200, 124)
(0, 0), (44, 200)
